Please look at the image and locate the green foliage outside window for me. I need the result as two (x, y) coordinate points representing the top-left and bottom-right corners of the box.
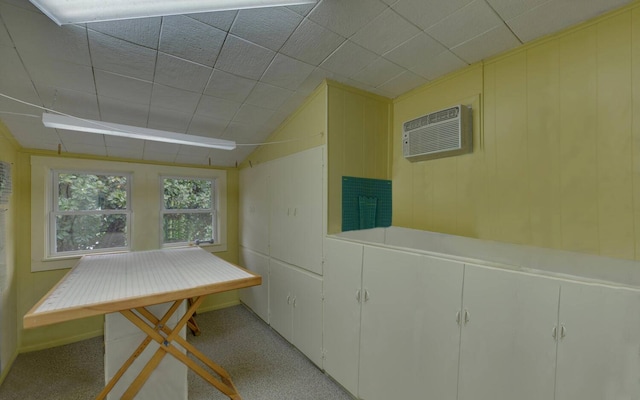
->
(55, 173), (128, 253)
(163, 178), (215, 244)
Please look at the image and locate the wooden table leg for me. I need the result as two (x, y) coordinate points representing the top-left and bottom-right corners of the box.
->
(104, 296), (242, 400)
(187, 298), (201, 336)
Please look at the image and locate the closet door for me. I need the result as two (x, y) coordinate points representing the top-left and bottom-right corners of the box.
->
(268, 258), (293, 342)
(458, 265), (559, 400)
(238, 246), (270, 323)
(292, 268), (323, 368)
(323, 238), (364, 396)
(358, 247), (463, 400)
(268, 157), (288, 264)
(239, 161), (270, 254)
(555, 282), (640, 400)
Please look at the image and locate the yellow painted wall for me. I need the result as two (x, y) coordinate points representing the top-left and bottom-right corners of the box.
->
(12, 149), (240, 352)
(393, 4), (640, 261)
(326, 81), (392, 234)
(0, 122), (18, 382)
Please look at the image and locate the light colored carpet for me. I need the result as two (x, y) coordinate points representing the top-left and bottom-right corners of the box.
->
(0, 304), (354, 399)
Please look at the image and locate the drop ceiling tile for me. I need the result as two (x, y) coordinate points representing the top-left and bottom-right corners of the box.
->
(377, 70), (428, 97)
(507, 0), (632, 43)
(351, 57), (404, 88)
(177, 144), (211, 157)
(280, 19), (345, 65)
(287, 3), (316, 16)
(485, 0), (551, 20)
(188, 113), (229, 137)
(159, 15), (226, 67)
(104, 135), (145, 150)
(230, 7), (302, 51)
(261, 54), (315, 90)
(107, 146), (144, 160)
(89, 30), (157, 81)
(351, 8), (421, 56)
(0, 47), (40, 104)
(233, 104), (275, 126)
(308, 0), (387, 38)
(383, 33), (446, 70)
(144, 141), (180, 154)
(98, 96), (150, 127)
(426, 0), (503, 48)
(24, 56), (95, 94)
(451, 23), (521, 64)
(154, 53), (212, 93)
(63, 143), (108, 157)
(147, 105), (192, 133)
(36, 85), (100, 119)
(204, 69), (257, 103)
(245, 82), (293, 110)
(1, 0), (41, 13)
(215, 35), (275, 80)
(87, 18), (161, 49)
(143, 150), (177, 163)
(189, 10), (238, 31)
(0, 114), (60, 147)
(57, 129), (105, 146)
(0, 18), (12, 49)
(296, 67), (336, 95)
(150, 84), (201, 114)
(391, 0), (474, 30)
(320, 40), (379, 78)
(195, 95), (241, 122)
(174, 152), (209, 166)
(410, 50), (467, 80)
(95, 70), (152, 105)
(1, 3), (91, 65)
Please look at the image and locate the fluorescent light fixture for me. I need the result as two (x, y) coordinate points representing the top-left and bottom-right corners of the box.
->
(42, 113), (236, 150)
(30, 0), (318, 25)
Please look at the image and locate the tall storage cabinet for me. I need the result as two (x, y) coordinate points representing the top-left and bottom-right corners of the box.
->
(239, 146), (324, 367)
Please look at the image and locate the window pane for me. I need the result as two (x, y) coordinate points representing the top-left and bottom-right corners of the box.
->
(163, 178), (212, 210)
(58, 173), (128, 211)
(56, 214), (128, 252)
(163, 213), (213, 244)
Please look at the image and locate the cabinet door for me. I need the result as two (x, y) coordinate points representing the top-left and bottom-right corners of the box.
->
(458, 265), (560, 400)
(323, 238), (364, 396)
(269, 157), (288, 264)
(555, 282), (640, 400)
(239, 162), (270, 254)
(359, 247), (464, 400)
(238, 246), (270, 323)
(292, 268), (323, 368)
(268, 258), (293, 342)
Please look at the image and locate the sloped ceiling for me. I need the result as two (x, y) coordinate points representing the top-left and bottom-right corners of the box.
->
(0, 0), (633, 166)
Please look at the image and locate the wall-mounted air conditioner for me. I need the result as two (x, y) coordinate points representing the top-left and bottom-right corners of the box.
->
(402, 104), (472, 162)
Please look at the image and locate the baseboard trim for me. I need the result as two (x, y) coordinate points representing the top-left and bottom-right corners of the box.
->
(197, 299), (241, 314)
(0, 350), (19, 386)
(19, 329), (103, 354)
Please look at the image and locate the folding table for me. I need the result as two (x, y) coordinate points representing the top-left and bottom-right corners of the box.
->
(24, 246), (261, 400)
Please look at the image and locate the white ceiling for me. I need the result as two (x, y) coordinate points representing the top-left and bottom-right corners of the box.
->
(0, 0), (633, 167)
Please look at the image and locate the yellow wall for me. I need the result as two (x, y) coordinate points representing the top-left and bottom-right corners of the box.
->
(393, 4), (640, 261)
(327, 81), (392, 234)
(0, 122), (18, 382)
(13, 150), (240, 352)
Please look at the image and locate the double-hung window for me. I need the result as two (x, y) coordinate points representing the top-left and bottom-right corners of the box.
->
(161, 176), (216, 245)
(51, 171), (131, 256)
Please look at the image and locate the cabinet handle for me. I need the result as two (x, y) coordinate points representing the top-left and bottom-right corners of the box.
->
(294, 207), (297, 216)
(287, 294), (291, 305)
(552, 326), (557, 340)
(560, 324), (566, 339)
(356, 290), (361, 303)
(456, 311), (461, 325)
(464, 309), (470, 324)
(364, 290), (370, 302)
(293, 297), (297, 308)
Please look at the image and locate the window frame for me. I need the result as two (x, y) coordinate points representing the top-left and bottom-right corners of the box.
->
(49, 169), (132, 258)
(160, 175), (218, 247)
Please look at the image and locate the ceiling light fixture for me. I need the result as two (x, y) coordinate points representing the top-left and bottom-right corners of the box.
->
(42, 113), (236, 150)
(29, 0), (318, 25)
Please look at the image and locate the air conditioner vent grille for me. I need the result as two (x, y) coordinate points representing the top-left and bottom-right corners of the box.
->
(402, 104), (472, 162)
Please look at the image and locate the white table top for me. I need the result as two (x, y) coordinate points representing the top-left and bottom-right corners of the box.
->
(24, 247), (261, 328)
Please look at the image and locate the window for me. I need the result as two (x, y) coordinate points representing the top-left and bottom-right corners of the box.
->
(51, 171), (131, 256)
(161, 177), (216, 245)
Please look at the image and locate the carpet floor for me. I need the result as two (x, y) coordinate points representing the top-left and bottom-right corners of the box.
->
(0, 304), (354, 400)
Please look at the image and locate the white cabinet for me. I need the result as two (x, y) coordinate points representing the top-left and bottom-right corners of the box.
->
(268, 148), (323, 275)
(458, 265), (560, 400)
(238, 246), (269, 323)
(358, 246), (464, 400)
(323, 238), (364, 396)
(269, 258), (323, 367)
(555, 282), (640, 400)
(239, 159), (270, 255)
